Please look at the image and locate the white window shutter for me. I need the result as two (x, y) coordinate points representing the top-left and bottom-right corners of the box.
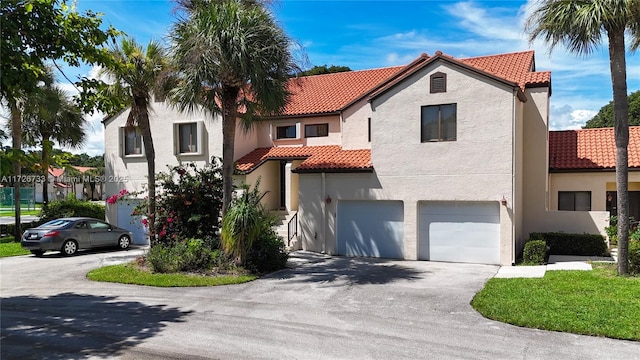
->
(269, 123), (273, 141)
(119, 127), (124, 157)
(173, 123), (179, 155)
(295, 122), (301, 139)
(197, 121), (204, 155)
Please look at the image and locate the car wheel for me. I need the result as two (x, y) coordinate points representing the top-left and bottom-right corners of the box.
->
(61, 240), (78, 256)
(118, 235), (131, 250)
(30, 250), (45, 257)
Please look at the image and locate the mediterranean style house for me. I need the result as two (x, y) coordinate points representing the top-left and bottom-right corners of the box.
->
(102, 49), (640, 265)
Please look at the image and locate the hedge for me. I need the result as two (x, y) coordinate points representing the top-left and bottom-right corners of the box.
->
(529, 232), (609, 257)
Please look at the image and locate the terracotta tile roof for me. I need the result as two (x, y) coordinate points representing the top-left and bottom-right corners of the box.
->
(282, 67), (404, 116)
(48, 167), (65, 177)
(460, 50), (550, 90)
(549, 126), (640, 170)
(235, 145), (372, 173)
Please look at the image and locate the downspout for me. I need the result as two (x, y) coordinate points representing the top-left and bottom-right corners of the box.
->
(511, 89), (517, 266)
(321, 172), (327, 253)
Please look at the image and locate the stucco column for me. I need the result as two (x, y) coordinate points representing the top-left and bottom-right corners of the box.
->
(404, 200), (418, 260)
(499, 200), (514, 265)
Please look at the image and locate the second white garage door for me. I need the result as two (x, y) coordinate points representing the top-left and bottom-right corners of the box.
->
(337, 200), (404, 259)
(418, 201), (500, 264)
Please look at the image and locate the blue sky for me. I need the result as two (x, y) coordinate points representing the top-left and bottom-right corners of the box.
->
(60, 0), (639, 155)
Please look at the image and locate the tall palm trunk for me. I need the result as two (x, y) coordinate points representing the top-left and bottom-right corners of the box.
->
(607, 29), (630, 275)
(41, 136), (51, 207)
(221, 87), (240, 216)
(9, 99), (22, 240)
(134, 95), (156, 244)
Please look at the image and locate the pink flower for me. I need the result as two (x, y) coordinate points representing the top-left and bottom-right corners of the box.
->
(119, 189), (129, 196)
(141, 218), (149, 226)
(159, 230), (166, 237)
(106, 195), (118, 204)
(166, 217), (173, 223)
(177, 168), (186, 175)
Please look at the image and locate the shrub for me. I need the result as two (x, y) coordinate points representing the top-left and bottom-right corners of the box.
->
(40, 195), (105, 221)
(150, 159), (223, 246)
(523, 240), (548, 265)
(605, 216), (639, 246)
(145, 238), (215, 273)
(245, 218), (289, 274)
(529, 232), (608, 256)
(629, 240), (640, 275)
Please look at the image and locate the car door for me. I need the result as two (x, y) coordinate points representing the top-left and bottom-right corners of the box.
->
(72, 221), (91, 248)
(88, 220), (116, 247)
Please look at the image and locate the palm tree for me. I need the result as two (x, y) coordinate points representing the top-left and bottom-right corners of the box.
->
(20, 71), (85, 207)
(526, 0), (640, 275)
(100, 37), (171, 243)
(169, 0), (298, 214)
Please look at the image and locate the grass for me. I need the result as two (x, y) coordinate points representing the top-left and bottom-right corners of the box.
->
(0, 241), (30, 257)
(0, 209), (41, 216)
(472, 263), (640, 341)
(87, 263), (258, 287)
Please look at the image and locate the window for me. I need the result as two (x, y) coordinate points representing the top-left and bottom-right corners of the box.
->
(558, 191), (591, 211)
(173, 121), (204, 155)
(305, 123), (329, 138)
(421, 104), (456, 142)
(276, 125), (297, 139)
(123, 127), (142, 156)
(179, 123), (198, 153)
(430, 72), (447, 93)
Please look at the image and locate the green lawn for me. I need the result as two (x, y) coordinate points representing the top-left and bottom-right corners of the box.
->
(0, 241), (30, 257)
(0, 208), (41, 216)
(472, 263), (640, 341)
(87, 263), (257, 287)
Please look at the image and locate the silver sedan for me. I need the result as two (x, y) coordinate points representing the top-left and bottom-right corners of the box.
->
(21, 217), (133, 256)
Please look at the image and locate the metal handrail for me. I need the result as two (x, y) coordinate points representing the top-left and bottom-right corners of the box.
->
(287, 212), (298, 246)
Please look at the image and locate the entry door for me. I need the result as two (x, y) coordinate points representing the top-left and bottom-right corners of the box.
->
(607, 191), (640, 222)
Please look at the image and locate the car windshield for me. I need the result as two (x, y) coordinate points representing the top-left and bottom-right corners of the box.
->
(40, 219), (73, 228)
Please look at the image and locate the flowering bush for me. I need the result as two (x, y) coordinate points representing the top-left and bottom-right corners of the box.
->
(152, 158), (224, 247)
(106, 189), (130, 204)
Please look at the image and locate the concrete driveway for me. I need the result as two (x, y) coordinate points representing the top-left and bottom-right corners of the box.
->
(1, 250), (639, 359)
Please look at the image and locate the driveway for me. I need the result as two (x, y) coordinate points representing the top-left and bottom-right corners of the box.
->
(1, 250), (639, 359)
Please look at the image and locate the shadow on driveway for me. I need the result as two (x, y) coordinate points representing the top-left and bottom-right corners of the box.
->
(268, 256), (426, 286)
(1, 292), (192, 360)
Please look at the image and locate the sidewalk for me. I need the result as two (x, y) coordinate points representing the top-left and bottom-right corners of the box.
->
(495, 253), (617, 278)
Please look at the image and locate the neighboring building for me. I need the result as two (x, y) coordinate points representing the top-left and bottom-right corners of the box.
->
(103, 49), (639, 265)
(35, 166), (102, 203)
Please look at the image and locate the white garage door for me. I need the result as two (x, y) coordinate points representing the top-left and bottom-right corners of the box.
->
(337, 200), (404, 259)
(116, 201), (149, 245)
(418, 201), (500, 264)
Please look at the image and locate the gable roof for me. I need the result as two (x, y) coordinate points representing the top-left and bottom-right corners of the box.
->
(235, 145), (372, 174)
(549, 126), (640, 171)
(282, 50), (550, 117)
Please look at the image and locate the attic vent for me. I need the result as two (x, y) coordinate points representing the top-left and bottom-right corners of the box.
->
(430, 72), (447, 93)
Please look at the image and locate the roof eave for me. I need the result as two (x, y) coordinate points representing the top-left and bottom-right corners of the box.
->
(292, 167), (374, 174)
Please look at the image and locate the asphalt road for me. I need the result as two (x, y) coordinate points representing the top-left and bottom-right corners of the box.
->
(1, 249), (639, 360)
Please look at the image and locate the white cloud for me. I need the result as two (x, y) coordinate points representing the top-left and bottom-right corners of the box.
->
(550, 105), (597, 130)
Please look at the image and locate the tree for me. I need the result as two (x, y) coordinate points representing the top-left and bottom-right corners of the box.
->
(527, 0), (640, 275)
(98, 37), (171, 244)
(18, 69), (86, 206)
(584, 90), (640, 128)
(298, 64), (351, 77)
(170, 0), (299, 214)
(1, 0), (118, 240)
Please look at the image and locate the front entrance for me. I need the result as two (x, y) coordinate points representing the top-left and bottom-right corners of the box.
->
(279, 161), (286, 209)
(606, 191), (640, 222)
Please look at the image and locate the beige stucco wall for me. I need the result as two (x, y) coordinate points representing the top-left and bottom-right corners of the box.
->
(254, 115), (342, 148)
(103, 101), (257, 222)
(244, 160), (279, 210)
(341, 98), (372, 150)
(298, 61), (526, 265)
(522, 89), (609, 239)
(549, 172), (640, 210)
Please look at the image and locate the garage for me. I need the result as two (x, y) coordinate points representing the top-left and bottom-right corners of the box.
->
(337, 200), (404, 259)
(115, 201), (149, 245)
(418, 201), (500, 264)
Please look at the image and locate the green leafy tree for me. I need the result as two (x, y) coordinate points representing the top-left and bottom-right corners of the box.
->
(170, 0), (299, 214)
(1, 0), (118, 239)
(527, 0), (640, 275)
(298, 64), (351, 76)
(583, 90), (640, 128)
(98, 37), (172, 242)
(17, 69), (86, 206)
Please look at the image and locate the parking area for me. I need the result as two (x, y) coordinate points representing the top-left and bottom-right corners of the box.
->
(2, 250), (639, 359)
